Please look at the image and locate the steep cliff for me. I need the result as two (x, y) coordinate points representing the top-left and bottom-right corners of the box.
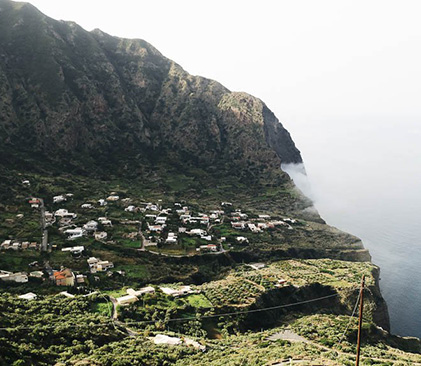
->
(0, 0), (301, 183)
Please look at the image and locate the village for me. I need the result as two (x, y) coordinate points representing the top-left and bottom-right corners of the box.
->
(0, 179), (301, 304)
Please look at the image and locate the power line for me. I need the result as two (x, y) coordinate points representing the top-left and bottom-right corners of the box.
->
(338, 287), (361, 344)
(0, 292), (341, 332)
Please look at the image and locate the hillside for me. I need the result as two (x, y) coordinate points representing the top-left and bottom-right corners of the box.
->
(1, 1), (419, 365)
(0, 0), (301, 184)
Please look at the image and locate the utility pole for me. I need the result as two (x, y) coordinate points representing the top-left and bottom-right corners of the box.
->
(39, 198), (49, 252)
(355, 275), (365, 366)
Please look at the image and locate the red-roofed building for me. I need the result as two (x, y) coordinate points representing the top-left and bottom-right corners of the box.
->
(53, 269), (75, 286)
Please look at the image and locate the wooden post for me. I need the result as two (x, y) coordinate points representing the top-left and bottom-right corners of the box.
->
(356, 275), (365, 366)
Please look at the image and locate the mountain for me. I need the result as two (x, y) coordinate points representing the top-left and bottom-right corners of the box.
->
(3, 2), (420, 365)
(0, 0), (301, 184)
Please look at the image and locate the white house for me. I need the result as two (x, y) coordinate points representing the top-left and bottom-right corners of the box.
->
(87, 257), (99, 267)
(64, 228), (84, 240)
(106, 195), (120, 201)
(236, 236), (249, 244)
(247, 223), (261, 233)
(96, 261), (114, 271)
(127, 286), (155, 296)
(18, 292), (37, 301)
(231, 222), (246, 230)
(188, 229), (207, 236)
(83, 220), (98, 232)
(94, 231), (108, 241)
(199, 244), (218, 252)
(29, 271), (44, 278)
(165, 233), (177, 244)
(153, 334), (182, 346)
(55, 209), (76, 219)
(148, 224), (163, 232)
(117, 294), (138, 306)
(155, 216), (167, 224)
(160, 286), (194, 297)
(81, 203), (93, 209)
(146, 203), (159, 211)
(0, 271), (28, 283)
(1, 240), (11, 249)
(53, 195), (67, 203)
(98, 199), (108, 206)
(62, 245), (85, 254)
(248, 263), (266, 270)
(200, 235), (212, 241)
(125, 205), (136, 212)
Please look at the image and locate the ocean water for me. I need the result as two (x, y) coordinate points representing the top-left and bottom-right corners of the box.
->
(283, 118), (421, 338)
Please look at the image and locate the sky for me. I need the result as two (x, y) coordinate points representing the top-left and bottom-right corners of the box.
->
(22, 0), (421, 336)
(25, 0), (421, 126)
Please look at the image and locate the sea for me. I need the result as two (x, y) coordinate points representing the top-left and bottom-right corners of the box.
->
(282, 117), (421, 339)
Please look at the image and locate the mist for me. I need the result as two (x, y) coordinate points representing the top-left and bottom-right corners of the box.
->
(284, 117), (421, 338)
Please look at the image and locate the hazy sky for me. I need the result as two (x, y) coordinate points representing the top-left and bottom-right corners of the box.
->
(26, 1), (421, 123)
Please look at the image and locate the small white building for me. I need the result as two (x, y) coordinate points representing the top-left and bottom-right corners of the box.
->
(127, 286), (155, 296)
(188, 229), (207, 236)
(107, 195), (120, 201)
(117, 294), (138, 306)
(98, 199), (108, 206)
(0, 271), (28, 283)
(165, 233), (177, 244)
(125, 205), (136, 212)
(83, 220), (98, 232)
(200, 235), (212, 241)
(81, 203), (93, 209)
(153, 334), (182, 345)
(160, 286), (194, 297)
(53, 195), (67, 203)
(61, 245), (85, 254)
(231, 222), (246, 230)
(96, 261), (114, 272)
(18, 292), (37, 301)
(64, 228), (85, 240)
(29, 271), (44, 278)
(94, 231), (108, 241)
(55, 209), (76, 219)
(59, 291), (75, 298)
(148, 224), (163, 232)
(155, 216), (168, 224)
(199, 244), (218, 252)
(236, 236), (249, 244)
(248, 263), (266, 270)
(247, 223), (261, 233)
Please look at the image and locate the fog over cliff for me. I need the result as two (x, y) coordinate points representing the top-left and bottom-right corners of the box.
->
(286, 118), (421, 338)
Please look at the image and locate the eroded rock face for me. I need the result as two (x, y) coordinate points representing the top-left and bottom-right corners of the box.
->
(0, 0), (301, 179)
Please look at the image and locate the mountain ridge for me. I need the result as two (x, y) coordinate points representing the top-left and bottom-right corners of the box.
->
(0, 0), (302, 184)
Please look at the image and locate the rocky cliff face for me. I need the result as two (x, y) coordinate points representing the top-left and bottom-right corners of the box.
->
(0, 0), (301, 181)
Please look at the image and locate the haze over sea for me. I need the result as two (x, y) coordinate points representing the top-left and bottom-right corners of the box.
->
(284, 117), (421, 338)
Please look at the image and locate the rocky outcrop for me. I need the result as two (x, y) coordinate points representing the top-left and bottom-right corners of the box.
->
(0, 0), (301, 181)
